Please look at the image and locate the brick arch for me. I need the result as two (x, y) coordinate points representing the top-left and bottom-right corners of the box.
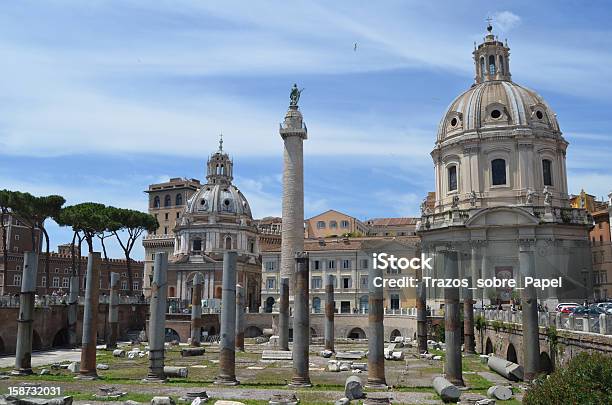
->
(348, 327), (366, 339)
(506, 342), (518, 363)
(245, 326), (263, 338)
(165, 327), (181, 342)
(539, 351), (553, 374)
(32, 329), (42, 351)
(485, 337), (493, 354)
(390, 329), (401, 341)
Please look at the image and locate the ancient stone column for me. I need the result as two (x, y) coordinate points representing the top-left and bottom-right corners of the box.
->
(279, 95), (307, 341)
(443, 250), (463, 386)
(78, 252), (101, 379)
(519, 244), (540, 381)
(144, 252), (168, 382)
(107, 272), (120, 349)
(290, 252), (312, 387)
(12, 252), (38, 376)
(416, 249), (428, 354)
(463, 276), (476, 354)
(190, 273), (203, 347)
(324, 273), (335, 352)
(216, 251), (239, 385)
(235, 283), (245, 352)
(67, 273), (79, 347)
(278, 277), (290, 351)
(366, 255), (387, 389)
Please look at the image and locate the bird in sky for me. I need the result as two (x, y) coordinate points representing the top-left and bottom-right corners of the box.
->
(354, 42), (358, 52)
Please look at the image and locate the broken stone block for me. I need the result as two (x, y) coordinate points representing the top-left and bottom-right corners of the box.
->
(163, 367), (188, 378)
(433, 376), (461, 403)
(320, 349), (333, 358)
(268, 393), (299, 405)
(474, 399), (495, 405)
(181, 347), (205, 357)
(344, 376), (364, 400)
(262, 350), (293, 360)
(327, 360), (340, 372)
(96, 364), (109, 370)
(113, 349), (126, 357)
(139, 352), (146, 358)
(67, 362), (80, 373)
(487, 356), (524, 381)
(351, 362), (367, 371)
(127, 352), (137, 359)
(39, 369), (50, 375)
(339, 362), (351, 371)
(335, 351), (365, 360)
(334, 398), (349, 405)
(363, 395), (391, 405)
(151, 397), (176, 405)
(124, 401), (141, 405)
(433, 355), (442, 361)
(487, 385), (512, 400)
(213, 402), (246, 405)
(479, 355), (489, 364)
(391, 351), (404, 360)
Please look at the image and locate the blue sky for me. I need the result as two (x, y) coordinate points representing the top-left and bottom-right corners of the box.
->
(1, 1), (611, 260)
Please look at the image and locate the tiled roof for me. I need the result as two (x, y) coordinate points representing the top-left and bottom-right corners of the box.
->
(365, 217), (419, 226)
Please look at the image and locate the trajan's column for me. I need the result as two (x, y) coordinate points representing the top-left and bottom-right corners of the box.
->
(279, 84), (307, 342)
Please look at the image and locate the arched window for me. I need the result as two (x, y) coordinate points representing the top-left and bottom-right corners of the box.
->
(480, 57), (485, 81)
(216, 164), (220, 175)
(542, 159), (553, 186)
(448, 165), (458, 192)
(220, 164), (225, 175)
(225, 236), (232, 250)
(499, 55), (505, 74)
(491, 159), (507, 185)
(175, 194), (183, 206)
(489, 55), (496, 75)
(164, 195), (171, 207)
(153, 196), (160, 208)
(312, 297), (321, 313)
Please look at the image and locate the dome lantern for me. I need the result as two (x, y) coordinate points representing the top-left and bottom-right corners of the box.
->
(206, 134), (233, 185)
(473, 23), (511, 83)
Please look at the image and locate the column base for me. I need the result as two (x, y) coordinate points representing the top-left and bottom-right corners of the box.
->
(75, 373), (99, 380)
(214, 376), (240, 386)
(365, 380), (388, 390)
(288, 377), (312, 388)
(11, 369), (33, 376)
(446, 376), (465, 387)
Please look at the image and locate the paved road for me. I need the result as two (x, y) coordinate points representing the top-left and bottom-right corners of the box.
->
(0, 348), (81, 369)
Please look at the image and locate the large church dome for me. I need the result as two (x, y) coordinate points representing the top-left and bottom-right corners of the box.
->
(437, 81), (561, 142)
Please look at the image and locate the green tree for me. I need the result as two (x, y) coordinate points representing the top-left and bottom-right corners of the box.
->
(56, 203), (110, 253)
(108, 207), (157, 295)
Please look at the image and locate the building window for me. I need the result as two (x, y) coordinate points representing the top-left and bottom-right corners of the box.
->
(13, 274), (21, 286)
(480, 56), (485, 81)
(164, 212), (168, 220)
(62, 277), (69, 288)
(327, 260), (336, 270)
(175, 194), (183, 206)
(361, 259), (368, 269)
(312, 277), (322, 289)
(176, 212), (180, 219)
(192, 239), (202, 251)
(491, 159), (507, 185)
(390, 294), (400, 310)
(340, 220), (349, 228)
(16, 265), (21, 272)
(64, 268), (70, 274)
(52, 277), (60, 287)
(312, 297), (321, 313)
(133, 281), (139, 291)
(330, 221), (337, 229)
(13, 247), (19, 253)
(249, 240), (255, 253)
(317, 221), (326, 229)
(55, 267), (60, 273)
(266, 277), (275, 289)
(153, 196), (160, 208)
(225, 236), (232, 250)
(15, 234), (20, 241)
(488, 54), (496, 75)
(542, 159), (553, 186)
(342, 277), (351, 289)
(313, 260), (320, 270)
(329, 275), (337, 288)
(41, 276), (46, 287)
(342, 259), (351, 269)
(360, 275), (368, 288)
(448, 165), (457, 192)
(265, 261), (275, 271)
(164, 195), (171, 207)
(121, 280), (128, 290)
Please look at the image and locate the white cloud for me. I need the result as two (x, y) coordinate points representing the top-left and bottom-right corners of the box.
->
(493, 11), (521, 32)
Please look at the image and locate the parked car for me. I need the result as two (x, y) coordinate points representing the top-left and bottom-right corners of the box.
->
(572, 305), (605, 316)
(556, 302), (580, 312)
(559, 304), (579, 313)
(595, 302), (612, 310)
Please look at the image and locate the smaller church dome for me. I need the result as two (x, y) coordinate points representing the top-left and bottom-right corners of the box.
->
(185, 183), (252, 217)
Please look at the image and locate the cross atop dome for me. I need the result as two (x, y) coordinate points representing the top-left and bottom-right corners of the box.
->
(218, 133), (223, 151)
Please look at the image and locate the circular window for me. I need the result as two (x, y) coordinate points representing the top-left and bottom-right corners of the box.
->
(224, 199), (230, 206)
(450, 117), (458, 127)
(536, 110), (544, 120)
(491, 109), (502, 119)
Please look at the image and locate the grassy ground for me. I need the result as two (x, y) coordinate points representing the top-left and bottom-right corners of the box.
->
(0, 339), (524, 404)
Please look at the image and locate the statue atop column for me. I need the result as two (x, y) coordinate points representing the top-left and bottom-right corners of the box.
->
(289, 83), (303, 106)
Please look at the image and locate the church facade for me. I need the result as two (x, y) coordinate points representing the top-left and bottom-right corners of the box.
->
(417, 25), (593, 308)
